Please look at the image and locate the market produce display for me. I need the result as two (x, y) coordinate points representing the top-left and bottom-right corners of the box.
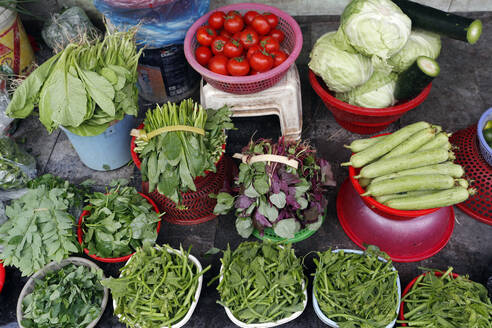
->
(213, 138), (335, 239)
(0, 186), (80, 276)
(20, 263), (105, 328)
(313, 247), (399, 327)
(132, 99), (233, 205)
(344, 121), (473, 210)
(6, 29), (141, 136)
(215, 242), (307, 324)
(0, 136), (36, 190)
(398, 267), (492, 327)
(102, 244), (209, 328)
(80, 182), (161, 259)
(195, 9), (289, 75)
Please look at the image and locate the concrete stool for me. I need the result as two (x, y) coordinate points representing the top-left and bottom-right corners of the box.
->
(200, 65), (302, 141)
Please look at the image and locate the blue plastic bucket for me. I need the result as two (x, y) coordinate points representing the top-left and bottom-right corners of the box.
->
(60, 115), (136, 171)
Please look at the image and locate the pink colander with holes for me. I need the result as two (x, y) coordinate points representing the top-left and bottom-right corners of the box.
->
(184, 3), (303, 94)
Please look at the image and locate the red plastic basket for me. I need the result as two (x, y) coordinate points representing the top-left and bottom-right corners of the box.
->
(0, 262), (5, 293)
(184, 3), (303, 94)
(309, 70), (432, 134)
(399, 271), (460, 326)
(77, 192), (161, 263)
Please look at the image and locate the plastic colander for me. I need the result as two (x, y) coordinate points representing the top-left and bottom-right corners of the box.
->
(184, 3), (303, 94)
(477, 107), (492, 166)
(309, 70), (432, 134)
(77, 192), (161, 263)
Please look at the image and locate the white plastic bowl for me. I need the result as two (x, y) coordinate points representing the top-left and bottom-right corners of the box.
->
(312, 249), (401, 328)
(16, 257), (109, 328)
(113, 247), (204, 328)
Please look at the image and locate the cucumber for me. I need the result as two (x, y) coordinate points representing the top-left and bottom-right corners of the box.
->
(418, 132), (451, 151)
(344, 135), (387, 153)
(359, 177), (371, 188)
(356, 148), (452, 179)
(392, 0), (482, 44)
(455, 179), (469, 189)
(371, 162), (464, 183)
(375, 190), (438, 204)
(384, 186), (470, 210)
(342, 121), (430, 168)
(382, 125), (441, 159)
(362, 174), (455, 197)
(394, 56), (440, 101)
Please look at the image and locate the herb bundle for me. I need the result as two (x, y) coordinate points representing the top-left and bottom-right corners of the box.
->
(0, 136), (36, 190)
(215, 242), (306, 324)
(214, 138), (335, 239)
(0, 186), (80, 276)
(7, 29), (141, 136)
(102, 244), (210, 328)
(81, 183), (161, 258)
(134, 99), (232, 205)
(21, 263), (105, 328)
(313, 248), (399, 328)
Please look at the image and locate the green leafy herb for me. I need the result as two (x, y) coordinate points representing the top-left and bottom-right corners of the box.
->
(214, 242), (306, 324)
(81, 183), (161, 258)
(21, 263), (105, 328)
(102, 244), (210, 328)
(0, 136), (36, 190)
(0, 186), (80, 276)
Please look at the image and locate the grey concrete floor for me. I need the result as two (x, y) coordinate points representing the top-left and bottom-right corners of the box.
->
(1, 12), (492, 328)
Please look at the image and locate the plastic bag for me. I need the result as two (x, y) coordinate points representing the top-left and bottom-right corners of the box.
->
(94, 0), (210, 47)
(0, 137), (36, 191)
(42, 7), (100, 52)
(0, 89), (13, 136)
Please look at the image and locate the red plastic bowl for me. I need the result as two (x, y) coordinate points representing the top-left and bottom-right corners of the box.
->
(0, 262), (5, 293)
(184, 3), (303, 94)
(309, 70), (432, 134)
(348, 133), (440, 220)
(77, 192), (161, 263)
(399, 271), (460, 326)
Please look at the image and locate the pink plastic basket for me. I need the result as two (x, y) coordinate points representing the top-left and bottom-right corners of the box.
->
(184, 3), (303, 94)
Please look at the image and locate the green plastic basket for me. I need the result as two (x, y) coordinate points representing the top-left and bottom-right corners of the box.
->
(253, 211), (326, 243)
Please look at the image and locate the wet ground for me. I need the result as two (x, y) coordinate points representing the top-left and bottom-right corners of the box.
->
(1, 13), (492, 328)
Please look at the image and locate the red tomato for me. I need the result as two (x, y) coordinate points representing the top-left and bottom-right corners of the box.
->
(208, 55), (229, 75)
(224, 14), (244, 34)
(269, 29), (285, 44)
(195, 46), (212, 66)
(271, 50), (288, 67)
(227, 10), (241, 17)
(251, 15), (271, 35)
(208, 11), (226, 30)
(211, 36), (228, 55)
(249, 50), (273, 72)
(219, 30), (232, 39)
(224, 39), (244, 58)
(232, 31), (242, 40)
(259, 36), (280, 53)
(263, 13), (279, 28)
(196, 26), (216, 46)
(244, 10), (259, 25)
(247, 44), (261, 60)
(227, 56), (250, 76)
(239, 29), (259, 49)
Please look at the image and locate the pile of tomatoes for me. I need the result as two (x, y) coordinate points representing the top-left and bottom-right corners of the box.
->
(194, 10), (289, 76)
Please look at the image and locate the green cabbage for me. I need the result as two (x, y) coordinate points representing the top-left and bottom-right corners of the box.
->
(337, 71), (398, 108)
(341, 0), (411, 59)
(309, 30), (373, 93)
(389, 29), (441, 73)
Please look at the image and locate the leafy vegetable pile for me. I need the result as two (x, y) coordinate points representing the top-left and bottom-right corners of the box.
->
(102, 244), (209, 328)
(7, 29), (141, 136)
(0, 186), (80, 276)
(214, 138), (334, 239)
(215, 242), (306, 324)
(313, 247), (399, 327)
(398, 267), (492, 327)
(21, 263), (105, 328)
(81, 182), (161, 258)
(134, 99), (233, 205)
(0, 136), (36, 190)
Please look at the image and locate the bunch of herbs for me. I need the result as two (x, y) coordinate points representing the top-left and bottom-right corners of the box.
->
(214, 138), (335, 239)
(21, 263), (105, 328)
(0, 136), (36, 190)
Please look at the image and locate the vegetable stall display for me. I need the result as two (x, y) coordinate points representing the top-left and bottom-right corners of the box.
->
(213, 138), (335, 240)
(343, 121), (473, 210)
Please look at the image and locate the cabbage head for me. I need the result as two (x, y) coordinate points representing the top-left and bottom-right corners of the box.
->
(309, 30), (373, 93)
(389, 29), (441, 73)
(341, 0), (411, 59)
(337, 71), (398, 108)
